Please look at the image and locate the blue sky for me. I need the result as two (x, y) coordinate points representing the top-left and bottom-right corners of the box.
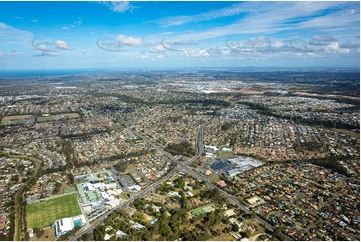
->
(0, 1), (359, 70)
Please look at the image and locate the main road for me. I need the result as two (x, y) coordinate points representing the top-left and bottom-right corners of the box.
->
(72, 117), (286, 240)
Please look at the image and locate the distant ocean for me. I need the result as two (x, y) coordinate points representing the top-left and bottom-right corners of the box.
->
(0, 67), (359, 77)
(0, 68), (175, 77)
(0, 69), (110, 77)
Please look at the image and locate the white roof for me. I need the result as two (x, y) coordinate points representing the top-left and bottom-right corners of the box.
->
(116, 230), (128, 238)
(128, 184), (141, 191)
(104, 233), (112, 241)
(54, 217), (74, 236)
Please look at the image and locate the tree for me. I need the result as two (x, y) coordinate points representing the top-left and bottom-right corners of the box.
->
(113, 161), (128, 172)
(93, 226), (106, 241)
(80, 232), (94, 241)
(52, 182), (62, 194)
(174, 177), (185, 189)
(0, 234), (9, 241)
(67, 173), (74, 185)
(11, 175), (19, 183)
(61, 140), (76, 166)
(17, 164), (26, 172)
(223, 226), (231, 233)
(232, 223), (239, 232)
(165, 141), (195, 157)
(245, 230), (252, 238)
(221, 122), (233, 131)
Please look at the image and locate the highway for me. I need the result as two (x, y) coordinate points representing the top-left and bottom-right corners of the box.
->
(72, 117), (288, 240)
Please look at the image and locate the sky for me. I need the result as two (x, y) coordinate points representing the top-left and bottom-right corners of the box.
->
(0, 1), (359, 70)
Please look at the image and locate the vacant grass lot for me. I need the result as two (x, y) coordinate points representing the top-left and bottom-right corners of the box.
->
(26, 193), (81, 229)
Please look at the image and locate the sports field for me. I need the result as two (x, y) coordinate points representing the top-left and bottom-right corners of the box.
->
(191, 204), (216, 216)
(26, 193), (81, 229)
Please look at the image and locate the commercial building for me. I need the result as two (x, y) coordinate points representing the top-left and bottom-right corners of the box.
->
(54, 215), (86, 237)
(119, 174), (141, 191)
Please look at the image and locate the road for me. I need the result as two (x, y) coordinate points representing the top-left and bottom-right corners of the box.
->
(72, 121), (205, 240)
(0, 153), (43, 241)
(122, 120), (286, 238)
(72, 117), (285, 240)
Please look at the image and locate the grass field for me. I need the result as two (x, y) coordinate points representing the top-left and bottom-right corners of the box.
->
(26, 193), (81, 229)
(219, 150), (234, 158)
(37, 113), (80, 122)
(235, 103), (250, 108)
(120, 192), (130, 200)
(1, 115), (33, 125)
(224, 95), (234, 102)
(208, 233), (234, 241)
(332, 128), (360, 139)
(209, 175), (220, 183)
(191, 204), (216, 216)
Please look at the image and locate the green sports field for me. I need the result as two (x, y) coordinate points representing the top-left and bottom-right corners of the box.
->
(26, 193), (81, 229)
(191, 204), (216, 216)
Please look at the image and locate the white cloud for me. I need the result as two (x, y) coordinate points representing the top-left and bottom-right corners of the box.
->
(156, 54), (166, 59)
(326, 43), (350, 53)
(33, 40), (69, 52)
(249, 36), (271, 48)
(34, 51), (61, 57)
(298, 8), (359, 30)
(61, 18), (82, 30)
(173, 34), (357, 61)
(117, 34), (142, 46)
(0, 22), (10, 29)
(156, 16), (193, 28)
(207, 46), (231, 57)
(102, 1), (136, 13)
(311, 35), (337, 44)
(307, 37), (351, 54)
(181, 49), (209, 58)
(36, 43), (50, 51)
(55, 40), (68, 50)
(340, 42), (360, 50)
(136, 52), (149, 60)
(156, 2), (254, 27)
(226, 36), (277, 53)
(111, 2), (130, 13)
(272, 41), (285, 49)
(0, 22), (33, 46)
(167, 1), (358, 42)
(225, 35), (356, 56)
(149, 44), (168, 53)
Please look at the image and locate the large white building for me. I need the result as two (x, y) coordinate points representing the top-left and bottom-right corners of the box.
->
(54, 215), (86, 237)
(54, 218), (74, 237)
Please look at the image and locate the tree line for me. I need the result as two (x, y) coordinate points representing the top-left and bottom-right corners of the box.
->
(165, 141), (195, 157)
